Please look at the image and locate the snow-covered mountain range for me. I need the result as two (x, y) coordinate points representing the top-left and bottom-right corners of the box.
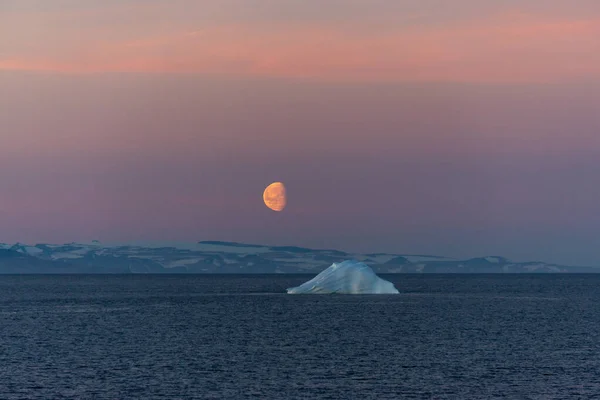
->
(0, 241), (595, 273)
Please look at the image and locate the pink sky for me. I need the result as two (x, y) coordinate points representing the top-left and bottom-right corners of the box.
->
(2, 1), (599, 82)
(1, 1), (600, 265)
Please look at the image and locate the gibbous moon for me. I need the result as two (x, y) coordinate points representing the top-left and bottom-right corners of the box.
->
(263, 182), (287, 212)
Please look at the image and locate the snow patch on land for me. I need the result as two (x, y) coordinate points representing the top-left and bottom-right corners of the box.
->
(485, 257), (502, 263)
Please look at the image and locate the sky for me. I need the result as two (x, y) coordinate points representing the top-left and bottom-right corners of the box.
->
(1, 0), (600, 265)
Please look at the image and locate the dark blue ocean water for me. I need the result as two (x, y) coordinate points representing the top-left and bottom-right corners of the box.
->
(1, 274), (600, 399)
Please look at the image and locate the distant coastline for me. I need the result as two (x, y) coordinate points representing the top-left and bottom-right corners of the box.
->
(0, 241), (596, 274)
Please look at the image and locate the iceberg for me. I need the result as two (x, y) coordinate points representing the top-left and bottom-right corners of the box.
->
(287, 260), (399, 294)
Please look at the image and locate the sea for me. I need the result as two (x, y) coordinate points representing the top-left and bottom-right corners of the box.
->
(1, 274), (600, 399)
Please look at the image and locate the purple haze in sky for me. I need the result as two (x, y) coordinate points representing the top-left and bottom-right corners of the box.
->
(1, 1), (599, 265)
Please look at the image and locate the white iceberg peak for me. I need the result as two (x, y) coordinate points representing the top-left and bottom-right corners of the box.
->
(287, 260), (399, 294)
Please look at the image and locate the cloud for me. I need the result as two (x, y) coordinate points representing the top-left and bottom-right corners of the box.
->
(1, 7), (599, 83)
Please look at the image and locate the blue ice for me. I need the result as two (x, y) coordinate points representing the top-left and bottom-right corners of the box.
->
(287, 260), (399, 294)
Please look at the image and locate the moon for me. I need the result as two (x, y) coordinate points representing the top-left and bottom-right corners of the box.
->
(263, 182), (287, 212)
